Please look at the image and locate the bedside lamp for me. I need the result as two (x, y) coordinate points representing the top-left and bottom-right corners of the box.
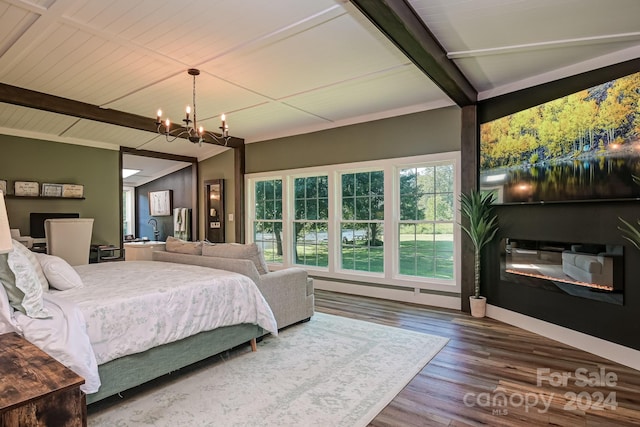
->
(0, 191), (12, 254)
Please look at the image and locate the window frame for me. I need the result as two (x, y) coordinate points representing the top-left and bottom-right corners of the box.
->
(394, 161), (457, 283)
(245, 151), (461, 294)
(291, 173), (330, 269)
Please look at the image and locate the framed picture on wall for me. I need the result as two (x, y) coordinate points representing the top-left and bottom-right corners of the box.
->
(41, 183), (63, 197)
(149, 190), (172, 216)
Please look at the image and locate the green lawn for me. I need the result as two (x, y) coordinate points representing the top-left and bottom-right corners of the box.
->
(262, 237), (454, 279)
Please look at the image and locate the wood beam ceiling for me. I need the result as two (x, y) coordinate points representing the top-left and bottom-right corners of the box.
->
(0, 83), (244, 149)
(349, 0), (477, 106)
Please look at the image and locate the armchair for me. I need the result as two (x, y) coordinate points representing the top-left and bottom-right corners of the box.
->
(44, 218), (94, 266)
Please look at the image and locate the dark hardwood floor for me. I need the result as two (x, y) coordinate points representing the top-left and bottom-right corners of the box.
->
(314, 290), (640, 427)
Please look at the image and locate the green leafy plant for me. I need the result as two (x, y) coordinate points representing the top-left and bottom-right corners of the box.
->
(618, 217), (640, 250)
(460, 190), (499, 298)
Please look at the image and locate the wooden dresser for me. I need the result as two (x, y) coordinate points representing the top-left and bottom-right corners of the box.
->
(0, 332), (86, 427)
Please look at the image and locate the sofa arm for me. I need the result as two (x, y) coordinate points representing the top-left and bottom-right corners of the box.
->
(259, 268), (313, 329)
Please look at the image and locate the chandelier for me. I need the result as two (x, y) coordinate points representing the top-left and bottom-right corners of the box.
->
(155, 68), (230, 146)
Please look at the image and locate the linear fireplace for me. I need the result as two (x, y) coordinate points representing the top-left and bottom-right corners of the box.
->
(500, 238), (624, 305)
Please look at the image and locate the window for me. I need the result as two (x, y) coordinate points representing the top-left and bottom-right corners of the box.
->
(253, 179), (283, 263)
(340, 171), (384, 273)
(398, 164), (454, 279)
(293, 175), (329, 267)
(246, 152), (459, 293)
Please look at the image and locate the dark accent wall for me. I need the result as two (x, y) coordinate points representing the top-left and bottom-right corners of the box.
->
(136, 166), (195, 241)
(0, 135), (120, 245)
(486, 201), (640, 350)
(478, 59), (640, 351)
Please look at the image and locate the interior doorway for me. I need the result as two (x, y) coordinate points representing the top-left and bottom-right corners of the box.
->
(120, 148), (198, 244)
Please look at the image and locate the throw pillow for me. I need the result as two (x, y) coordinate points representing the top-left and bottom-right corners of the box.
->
(0, 284), (18, 334)
(12, 239), (49, 291)
(35, 253), (84, 291)
(202, 243), (269, 275)
(0, 253), (23, 319)
(166, 236), (203, 255)
(6, 247), (50, 318)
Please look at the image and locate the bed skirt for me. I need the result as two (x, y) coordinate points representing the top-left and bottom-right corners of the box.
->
(87, 323), (264, 404)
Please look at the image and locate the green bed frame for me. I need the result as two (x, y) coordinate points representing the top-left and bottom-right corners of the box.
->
(86, 323), (263, 404)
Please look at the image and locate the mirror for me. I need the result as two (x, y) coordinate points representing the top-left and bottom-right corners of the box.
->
(205, 179), (224, 242)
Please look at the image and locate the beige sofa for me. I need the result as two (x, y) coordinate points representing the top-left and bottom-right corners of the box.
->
(151, 239), (314, 330)
(561, 244), (621, 287)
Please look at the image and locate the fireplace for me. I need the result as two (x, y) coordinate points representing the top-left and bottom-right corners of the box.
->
(500, 238), (624, 305)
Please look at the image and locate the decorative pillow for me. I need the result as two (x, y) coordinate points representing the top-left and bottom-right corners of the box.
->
(34, 253), (84, 291)
(12, 239), (49, 291)
(5, 247), (50, 318)
(0, 268), (18, 334)
(202, 243), (269, 275)
(0, 253), (23, 311)
(166, 236), (203, 255)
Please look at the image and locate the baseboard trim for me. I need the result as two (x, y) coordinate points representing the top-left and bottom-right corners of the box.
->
(487, 304), (640, 371)
(314, 279), (461, 310)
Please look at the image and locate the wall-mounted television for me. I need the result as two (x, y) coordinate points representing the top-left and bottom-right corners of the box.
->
(480, 71), (640, 204)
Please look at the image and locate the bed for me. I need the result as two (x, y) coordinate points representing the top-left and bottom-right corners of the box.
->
(0, 254), (278, 405)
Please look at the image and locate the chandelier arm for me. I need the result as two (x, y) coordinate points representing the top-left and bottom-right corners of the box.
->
(202, 130), (231, 147)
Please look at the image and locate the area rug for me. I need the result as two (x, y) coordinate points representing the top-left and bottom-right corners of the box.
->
(88, 313), (448, 427)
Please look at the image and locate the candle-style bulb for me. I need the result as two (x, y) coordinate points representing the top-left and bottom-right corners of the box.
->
(165, 118), (170, 131)
(156, 109), (162, 122)
(220, 114), (227, 133)
(198, 126), (204, 135)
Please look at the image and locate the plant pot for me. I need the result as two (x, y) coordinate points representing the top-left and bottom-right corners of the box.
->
(469, 296), (487, 318)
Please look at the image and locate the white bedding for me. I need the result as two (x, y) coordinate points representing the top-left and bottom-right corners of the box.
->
(12, 261), (278, 394)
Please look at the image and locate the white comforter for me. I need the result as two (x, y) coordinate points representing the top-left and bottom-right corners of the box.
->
(14, 261), (278, 394)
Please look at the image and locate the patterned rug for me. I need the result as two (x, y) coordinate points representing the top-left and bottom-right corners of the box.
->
(88, 312), (448, 427)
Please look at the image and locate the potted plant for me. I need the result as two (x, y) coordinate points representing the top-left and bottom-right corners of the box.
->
(460, 190), (499, 317)
(618, 216), (640, 250)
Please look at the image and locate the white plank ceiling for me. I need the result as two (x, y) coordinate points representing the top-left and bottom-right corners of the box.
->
(0, 0), (638, 161)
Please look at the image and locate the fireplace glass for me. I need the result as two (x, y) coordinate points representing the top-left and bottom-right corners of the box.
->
(501, 238), (624, 305)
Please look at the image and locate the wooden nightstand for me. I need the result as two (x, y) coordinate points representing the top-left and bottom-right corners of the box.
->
(0, 332), (86, 427)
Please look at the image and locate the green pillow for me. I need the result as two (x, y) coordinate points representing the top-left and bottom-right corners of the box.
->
(0, 253), (23, 310)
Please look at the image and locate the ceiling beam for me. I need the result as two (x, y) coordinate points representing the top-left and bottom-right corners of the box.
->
(0, 83), (244, 149)
(350, 0), (477, 106)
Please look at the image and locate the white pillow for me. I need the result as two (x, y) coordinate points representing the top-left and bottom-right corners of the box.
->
(12, 239), (49, 291)
(6, 247), (50, 318)
(35, 253), (84, 291)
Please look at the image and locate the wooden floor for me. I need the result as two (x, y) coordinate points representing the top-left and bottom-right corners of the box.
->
(315, 290), (640, 427)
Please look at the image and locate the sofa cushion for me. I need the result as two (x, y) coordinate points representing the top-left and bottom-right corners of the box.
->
(166, 236), (202, 255)
(202, 243), (269, 274)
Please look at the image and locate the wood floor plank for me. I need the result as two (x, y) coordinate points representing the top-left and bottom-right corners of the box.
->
(314, 290), (640, 427)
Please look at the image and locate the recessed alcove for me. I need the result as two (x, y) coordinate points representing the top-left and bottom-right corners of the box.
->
(500, 238), (623, 305)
